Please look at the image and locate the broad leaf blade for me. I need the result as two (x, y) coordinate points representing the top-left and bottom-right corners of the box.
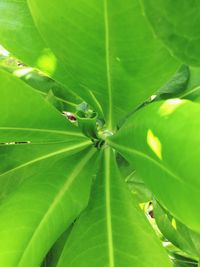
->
(0, 0), (47, 68)
(41, 226), (73, 267)
(154, 201), (200, 258)
(125, 171), (152, 203)
(0, 0), (82, 106)
(109, 99), (200, 233)
(28, 0), (179, 128)
(55, 148), (172, 267)
(141, 0), (200, 66)
(0, 69), (100, 266)
(0, 69), (83, 143)
(15, 68), (81, 112)
(0, 147), (99, 267)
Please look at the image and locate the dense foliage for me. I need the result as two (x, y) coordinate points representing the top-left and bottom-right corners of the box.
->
(0, 1), (200, 267)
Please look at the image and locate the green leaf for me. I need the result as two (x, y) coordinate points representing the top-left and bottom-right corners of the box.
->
(42, 226), (73, 267)
(116, 153), (133, 178)
(116, 154), (152, 203)
(108, 99), (200, 233)
(28, 0), (179, 128)
(55, 148), (172, 267)
(125, 171), (152, 203)
(155, 65), (189, 99)
(76, 110), (98, 139)
(0, 147), (98, 267)
(0, 69), (84, 143)
(45, 89), (64, 112)
(0, 0), (83, 107)
(0, 61), (80, 112)
(141, 0), (200, 66)
(172, 254), (198, 267)
(16, 69), (81, 112)
(0, 0), (47, 68)
(154, 201), (200, 258)
(180, 67), (200, 103)
(0, 69), (100, 266)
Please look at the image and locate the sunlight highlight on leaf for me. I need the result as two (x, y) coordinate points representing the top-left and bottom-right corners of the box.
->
(14, 67), (33, 78)
(37, 49), (57, 75)
(159, 99), (186, 117)
(171, 218), (177, 230)
(0, 45), (9, 56)
(147, 129), (162, 160)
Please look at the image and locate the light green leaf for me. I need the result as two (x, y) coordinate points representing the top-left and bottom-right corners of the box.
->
(0, 147), (98, 267)
(0, 0), (82, 107)
(55, 148), (172, 267)
(28, 0), (179, 128)
(16, 69), (81, 112)
(0, 69), (100, 266)
(116, 154), (152, 203)
(76, 110), (98, 139)
(125, 171), (152, 203)
(0, 67), (89, 193)
(0, 69), (84, 143)
(0, 0), (47, 68)
(154, 201), (200, 258)
(108, 99), (200, 233)
(141, 0), (200, 66)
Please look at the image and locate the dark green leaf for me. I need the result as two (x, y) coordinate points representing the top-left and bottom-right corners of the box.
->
(154, 201), (200, 258)
(156, 65), (189, 98)
(141, 0), (200, 66)
(41, 226), (73, 267)
(180, 67), (200, 103)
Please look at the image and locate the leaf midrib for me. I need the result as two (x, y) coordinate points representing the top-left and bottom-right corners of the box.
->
(17, 148), (96, 267)
(108, 140), (200, 197)
(0, 140), (91, 179)
(105, 148), (115, 267)
(104, 0), (113, 130)
(108, 141), (189, 186)
(0, 127), (83, 137)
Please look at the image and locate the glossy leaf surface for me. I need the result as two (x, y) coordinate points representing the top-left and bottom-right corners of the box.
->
(0, 0), (47, 67)
(0, 148), (98, 267)
(0, 0), (81, 106)
(141, 0), (200, 66)
(109, 100), (200, 233)
(0, 69), (83, 143)
(56, 148), (172, 267)
(125, 171), (152, 203)
(0, 69), (99, 266)
(16, 69), (81, 112)
(28, 0), (179, 128)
